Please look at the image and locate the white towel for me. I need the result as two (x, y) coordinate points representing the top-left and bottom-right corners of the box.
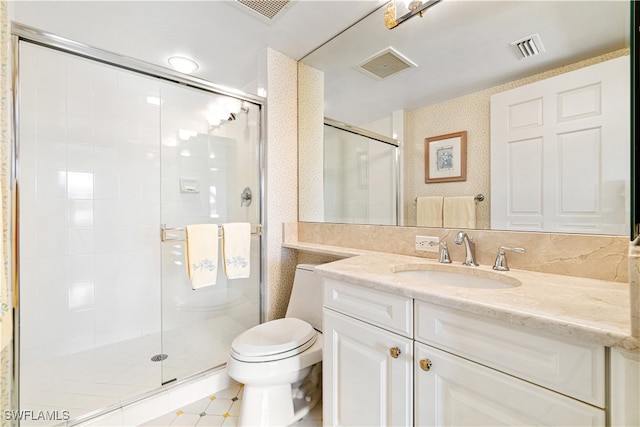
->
(185, 224), (219, 289)
(416, 196), (443, 227)
(222, 223), (251, 279)
(443, 196), (477, 228)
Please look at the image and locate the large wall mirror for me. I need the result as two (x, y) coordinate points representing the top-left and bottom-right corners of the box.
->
(298, 0), (632, 236)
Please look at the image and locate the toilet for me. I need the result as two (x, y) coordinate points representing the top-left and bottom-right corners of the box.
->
(226, 264), (323, 426)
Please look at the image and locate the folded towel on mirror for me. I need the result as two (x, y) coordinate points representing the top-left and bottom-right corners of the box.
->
(185, 224), (219, 289)
(222, 222), (251, 279)
(443, 196), (477, 228)
(416, 196), (443, 227)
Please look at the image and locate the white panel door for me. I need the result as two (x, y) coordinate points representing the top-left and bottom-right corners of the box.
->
(491, 56), (629, 234)
(414, 343), (605, 426)
(323, 309), (413, 426)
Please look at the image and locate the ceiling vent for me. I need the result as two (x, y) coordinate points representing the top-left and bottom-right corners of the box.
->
(236, 0), (290, 21)
(511, 33), (545, 59)
(357, 47), (417, 80)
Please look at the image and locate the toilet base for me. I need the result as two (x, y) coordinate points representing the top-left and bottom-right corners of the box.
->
(237, 363), (322, 426)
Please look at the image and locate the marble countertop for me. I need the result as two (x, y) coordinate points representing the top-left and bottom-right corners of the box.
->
(295, 244), (638, 351)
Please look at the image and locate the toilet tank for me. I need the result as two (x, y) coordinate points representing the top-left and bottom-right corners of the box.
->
(285, 264), (324, 332)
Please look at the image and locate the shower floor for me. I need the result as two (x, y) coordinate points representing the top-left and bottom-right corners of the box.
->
(19, 314), (250, 424)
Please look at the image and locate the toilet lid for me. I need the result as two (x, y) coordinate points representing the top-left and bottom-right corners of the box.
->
(230, 318), (317, 362)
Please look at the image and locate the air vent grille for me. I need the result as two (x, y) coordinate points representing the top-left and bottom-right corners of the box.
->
(358, 48), (416, 80)
(511, 34), (545, 59)
(237, 0), (290, 20)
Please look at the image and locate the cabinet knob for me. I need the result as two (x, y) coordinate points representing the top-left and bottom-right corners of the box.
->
(389, 347), (401, 358)
(420, 358), (433, 371)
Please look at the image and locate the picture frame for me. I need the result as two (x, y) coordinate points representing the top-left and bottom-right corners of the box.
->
(424, 131), (467, 183)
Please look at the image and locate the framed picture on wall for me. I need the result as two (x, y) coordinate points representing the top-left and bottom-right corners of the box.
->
(424, 131), (467, 183)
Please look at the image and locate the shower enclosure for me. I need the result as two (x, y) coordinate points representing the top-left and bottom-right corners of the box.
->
(13, 26), (263, 423)
(323, 119), (399, 225)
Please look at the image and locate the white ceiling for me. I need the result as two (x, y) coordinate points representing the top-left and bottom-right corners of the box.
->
(11, 0), (387, 94)
(11, 1), (630, 126)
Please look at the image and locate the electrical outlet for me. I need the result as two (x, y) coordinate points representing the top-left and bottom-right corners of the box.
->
(415, 235), (439, 252)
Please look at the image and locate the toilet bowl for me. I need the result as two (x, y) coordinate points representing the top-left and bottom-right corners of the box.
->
(226, 264), (324, 426)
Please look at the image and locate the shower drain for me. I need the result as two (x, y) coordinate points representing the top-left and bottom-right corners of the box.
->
(150, 353), (168, 362)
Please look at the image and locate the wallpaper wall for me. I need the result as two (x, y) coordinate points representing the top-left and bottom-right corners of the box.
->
(298, 62), (324, 223)
(1, 0), (13, 422)
(264, 48), (299, 321)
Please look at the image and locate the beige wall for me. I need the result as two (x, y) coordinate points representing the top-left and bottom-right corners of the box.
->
(404, 48), (630, 229)
(1, 0), (12, 422)
(298, 62), (325, 223)
(263, 48), (300, 321)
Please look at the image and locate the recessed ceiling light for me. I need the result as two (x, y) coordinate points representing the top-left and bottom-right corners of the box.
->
(168, 56), (199, 74)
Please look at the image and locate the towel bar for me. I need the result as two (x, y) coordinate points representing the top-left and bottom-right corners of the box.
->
(161, 224), (263, 243)
(414, 194), (485, 203)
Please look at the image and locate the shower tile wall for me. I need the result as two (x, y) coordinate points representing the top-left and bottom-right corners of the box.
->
(19, 42), (162, 362)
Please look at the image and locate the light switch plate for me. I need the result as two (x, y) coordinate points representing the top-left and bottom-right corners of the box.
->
(415, 235), (439, 252)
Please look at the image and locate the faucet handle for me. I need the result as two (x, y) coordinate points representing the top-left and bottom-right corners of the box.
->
(439, 242), (452, 264)
(493, 246), (525, 271)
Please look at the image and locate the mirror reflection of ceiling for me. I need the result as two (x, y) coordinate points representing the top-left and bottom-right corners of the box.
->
(12, 0), (388, 96)
(301, 0), (630, 126)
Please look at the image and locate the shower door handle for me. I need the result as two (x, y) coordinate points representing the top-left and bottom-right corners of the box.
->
(241, 187), (252, 207)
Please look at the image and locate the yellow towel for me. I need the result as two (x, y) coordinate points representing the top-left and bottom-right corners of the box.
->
(222, 223), (251, 279)
(443, 196), (477, 228)
(185, 224), (219, 289)
(416, 196), (443, 227)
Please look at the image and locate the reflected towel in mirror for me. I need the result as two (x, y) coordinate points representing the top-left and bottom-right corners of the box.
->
(443, 196), (477, 228)
(417, 196), (443, 227)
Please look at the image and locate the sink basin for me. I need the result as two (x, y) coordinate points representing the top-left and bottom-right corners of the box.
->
(393, 267), (521, 289)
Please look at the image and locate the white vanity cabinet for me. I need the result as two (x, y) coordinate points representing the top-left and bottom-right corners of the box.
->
(322, 277), (634, 427)
(414, 301), (606, 426)
(414, 343), (605, 426)
(609, 348), (640, 426)
(323, 279), (413, 426)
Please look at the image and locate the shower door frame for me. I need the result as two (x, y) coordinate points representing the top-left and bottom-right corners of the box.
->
(10, 21), (267, 423)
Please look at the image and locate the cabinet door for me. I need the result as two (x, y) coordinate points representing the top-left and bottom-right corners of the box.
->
(323, 308), (413, 426)
(415, 342), (605, 426)
(610, 348), (640, 426)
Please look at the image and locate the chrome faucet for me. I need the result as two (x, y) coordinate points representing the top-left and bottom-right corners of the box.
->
(454, 231), (478, 266)
(439, 242), (451, 264)
(492, 246), (525, 271)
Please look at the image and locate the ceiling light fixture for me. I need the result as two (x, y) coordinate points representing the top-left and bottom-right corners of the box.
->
(384, 0), (443, 29)
(168, 56), (199, 74)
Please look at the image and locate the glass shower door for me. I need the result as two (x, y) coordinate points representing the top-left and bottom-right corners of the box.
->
(17, 41), (164, 421)
(158, 83), (262, 384)
(323, 124), (398, 225)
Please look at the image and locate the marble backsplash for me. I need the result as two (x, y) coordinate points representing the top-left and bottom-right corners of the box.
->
(293, 222), (630, 283)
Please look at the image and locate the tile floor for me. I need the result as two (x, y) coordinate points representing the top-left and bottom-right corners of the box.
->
(141, 383), (323, 427)
(20, 315), (249, 423)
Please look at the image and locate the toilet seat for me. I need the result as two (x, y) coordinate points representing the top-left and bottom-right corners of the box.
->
(230, 318), (318, 362)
